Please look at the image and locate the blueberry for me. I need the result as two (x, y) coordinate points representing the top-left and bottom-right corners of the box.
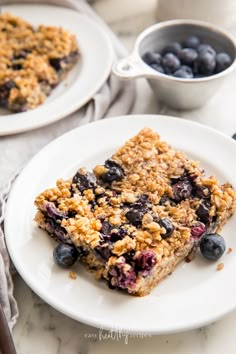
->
(174, 65), (193, 78)
(159, 194), (171, 205)
(196, 200), (211, 224)
(101, 220), (113, 235)
(116, 266), (136, 290)
(172, 179), (193, 202)
(197, 44), (216, 57)
(125, 195), (149, 227)
(162, 53), (181, 74)
(199, 233), (226, 260)
(162, 41), (182, 55)
(150, 63), (165, 73)
(111, 228), (127, 243)
(178, 48), (198, 66)
(53, 244), (79, 268)
(159, 218), (175, 238)
(126, 209), (143, 227)
(72, 170), (97, 192)
(101, 159), (124, 183)
(142, 51), (162, 65)
(190, 222), (206, 239)
(184, 36), (200, 49)
(135, 250), (156, 271)
(101, 167), (124, 183)
(132, 194), (149, 209)
(12, 63), (22, 70)
(93, 245), (111, 263)
(193, 185), (210, 199)
(215, 52), (232, 73)
(0, 80), (16, 106)
(45, 203), (68, 221)
(109, 258), (136, 290)
(196, 51), (216, 75)
(49, 57), (64, 71)
(232, 133), (236, 140)
(123, 250), (136, 265)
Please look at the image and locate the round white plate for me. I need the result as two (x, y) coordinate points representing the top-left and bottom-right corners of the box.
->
(0, 4), (113, 136)
(5, 115), (236, 334)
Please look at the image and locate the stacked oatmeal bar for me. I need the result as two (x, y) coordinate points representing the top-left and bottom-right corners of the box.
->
(35, 128), (236, 296)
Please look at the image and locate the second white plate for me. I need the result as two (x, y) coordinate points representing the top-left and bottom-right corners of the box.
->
(5, 115), (236, 334)
(0, 4), (113, 135)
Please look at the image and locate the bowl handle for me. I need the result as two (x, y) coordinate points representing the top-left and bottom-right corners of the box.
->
(113, 54), (155, 79)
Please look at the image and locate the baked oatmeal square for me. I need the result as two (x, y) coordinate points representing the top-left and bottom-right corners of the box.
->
(0, 13), (79, 112)
(34, 128), (236, 296)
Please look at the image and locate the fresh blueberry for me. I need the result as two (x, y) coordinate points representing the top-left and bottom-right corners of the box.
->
(215, 52), (232, 73)
(197, 44), (216, 57)
(178, 48), (198, 65)
(53, 244), (79, 268)
(199, 233), (226, 260)
(190, 222), (206, 239)
(162, 53), (181, 74)
(150, 63), (165, 73)
(232, 133), (236, 140)
(162, 41), (182, 55)
(135, 250), (157, 271)
(72, 170), (97, 192)
(159, 218), (175, 238)
(142, 51), (162, 65)
(172, 179), (193, 202)
(174, 65), (193, 78)
(184, 36), (200, 49)
(196, 51), (216, 75)
(196, 200), (211, 224)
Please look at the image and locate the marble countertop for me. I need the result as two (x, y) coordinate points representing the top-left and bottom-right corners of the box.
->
(12, 1), (236, 353)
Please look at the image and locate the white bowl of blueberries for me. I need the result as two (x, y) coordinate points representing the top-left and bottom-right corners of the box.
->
(113, 19), (236, 110)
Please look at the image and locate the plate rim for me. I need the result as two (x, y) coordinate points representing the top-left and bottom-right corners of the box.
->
(0, 4), (114, 136)
(5, 114), (236, 334)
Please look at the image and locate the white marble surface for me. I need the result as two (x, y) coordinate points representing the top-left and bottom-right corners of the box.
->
(12, 0), (236, 353)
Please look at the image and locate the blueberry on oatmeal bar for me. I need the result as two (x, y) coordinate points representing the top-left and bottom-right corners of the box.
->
(34, 128), (236, 296)
(0, 13), (79, 112)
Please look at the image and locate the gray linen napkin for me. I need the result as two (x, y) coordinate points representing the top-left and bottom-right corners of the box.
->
(0, 0), (135, 329)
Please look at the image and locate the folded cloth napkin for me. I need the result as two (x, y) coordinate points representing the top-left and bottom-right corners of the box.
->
(0, 0), (135, 329)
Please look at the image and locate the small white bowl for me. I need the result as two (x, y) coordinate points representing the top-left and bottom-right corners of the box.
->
(113, 20), (236, 110)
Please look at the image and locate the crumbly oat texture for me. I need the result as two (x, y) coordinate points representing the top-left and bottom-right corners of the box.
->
(0, 13), (79, 112)
(35, 128), (236, 296)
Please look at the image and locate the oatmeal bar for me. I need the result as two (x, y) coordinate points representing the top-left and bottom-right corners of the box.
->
(34, 128), (236, 296)
(0, 13), (79, 112)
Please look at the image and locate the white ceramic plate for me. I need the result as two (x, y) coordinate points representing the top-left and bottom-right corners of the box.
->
(0, 4), (113, 136)
(5, 115), (236, 334)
